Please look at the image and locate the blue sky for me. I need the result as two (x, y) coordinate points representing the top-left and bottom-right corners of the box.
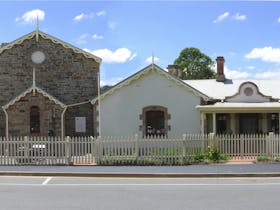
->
(1, 1), (280, 85)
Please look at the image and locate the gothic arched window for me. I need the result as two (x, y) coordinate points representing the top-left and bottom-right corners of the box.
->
(30, 106), (40, 133)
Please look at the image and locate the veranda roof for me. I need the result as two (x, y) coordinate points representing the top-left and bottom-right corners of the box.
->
(196, 102), (280, 113)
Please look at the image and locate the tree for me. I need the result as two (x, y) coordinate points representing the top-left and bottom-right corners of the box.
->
(101, 85), (112, 93)
(174, 47), (216, 80)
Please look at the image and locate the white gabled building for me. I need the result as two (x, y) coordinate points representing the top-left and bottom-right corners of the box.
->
(92, 57), (280, 137)
(91, 64), (208, 137)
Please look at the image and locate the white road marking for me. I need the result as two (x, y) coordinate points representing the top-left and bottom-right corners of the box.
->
(42, 177), (52, 185)
(43, 183), (280, 186)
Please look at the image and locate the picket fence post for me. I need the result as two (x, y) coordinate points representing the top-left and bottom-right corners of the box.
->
(90, 136), (95, 163)
(95, 136), (101, 165)
(24, 136), (29, 161)
(209, 133), (215, 148)
(267, 132), (274, 157)
(65, 136), (71, 165)
(134, 134), (139, 162)
(182, 133), (187, 163)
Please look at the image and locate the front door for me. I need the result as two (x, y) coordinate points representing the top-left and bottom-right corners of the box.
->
(239, 114), (259, 134)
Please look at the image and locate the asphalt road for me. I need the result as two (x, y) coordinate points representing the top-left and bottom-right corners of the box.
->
(1, 176), (280, 210)
(1, 163), (280, 174)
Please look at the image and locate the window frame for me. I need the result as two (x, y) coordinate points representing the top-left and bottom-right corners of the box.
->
(30, 106), (40, 134)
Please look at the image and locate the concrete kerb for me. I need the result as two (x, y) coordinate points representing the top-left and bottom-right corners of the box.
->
(0, 171), (280, 178)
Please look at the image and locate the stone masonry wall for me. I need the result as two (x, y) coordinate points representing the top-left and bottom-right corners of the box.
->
(0, 35), (99, 105)
(0, 33), (99, 136)
(65, 103), (94, 137)
(6, 91), (64, 136)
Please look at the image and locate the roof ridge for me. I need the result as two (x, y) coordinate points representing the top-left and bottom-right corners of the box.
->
(0, 30), (101, 63)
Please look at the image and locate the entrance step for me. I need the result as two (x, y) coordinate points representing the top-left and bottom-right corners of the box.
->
(227, 157), (256, 164)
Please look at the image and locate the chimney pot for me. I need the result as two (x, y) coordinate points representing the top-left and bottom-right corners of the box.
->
(167, 64), (182, 79)
(216, 56), (225, 82)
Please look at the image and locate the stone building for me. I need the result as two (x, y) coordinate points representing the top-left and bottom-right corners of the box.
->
(0, 30), (101, 137)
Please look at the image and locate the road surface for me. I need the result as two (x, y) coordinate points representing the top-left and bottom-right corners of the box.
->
(1, 176), (280, 210)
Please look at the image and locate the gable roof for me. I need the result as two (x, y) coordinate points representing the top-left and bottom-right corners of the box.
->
(2, 86), (66, 109)
(0, 30), (101, 63)
(91, 64), (211, 104)
(184, 79), (280, 100)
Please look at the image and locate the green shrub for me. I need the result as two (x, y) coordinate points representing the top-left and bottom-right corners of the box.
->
(205, 146), (229, 163)
(274, 156), (280, 162)
(257, 156), (272, 162)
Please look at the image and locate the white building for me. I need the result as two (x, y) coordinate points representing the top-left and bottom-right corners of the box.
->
(92, 57), (280, 137)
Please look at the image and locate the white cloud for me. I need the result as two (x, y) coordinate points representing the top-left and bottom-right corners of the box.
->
(247, 66), (255, 70)
(212, 64), (251, 79)
(84, 48), (136, 63)
(218, 65), (280, 80)
(92, 34), (104, 40)
(232, 13), (246, 21)
(145, 56), (160, 63)
(73, 13), (85, 22)
(16, 9), (45, 24)
(224, 66), (250, 79)
(100, 77), (124, 86)
(278, 17), (280, 23)
(245, 46), (280, 63)
(108, 21), (117, 30)
(96, 10), (106, 17)
(129, 53), (137, 61)
(254, 70), (280, 80)
(73, 12), (94, 22)
(76, 33), (89, 45)
(73, 11), (105, 22)
(213, 12), (230, 23)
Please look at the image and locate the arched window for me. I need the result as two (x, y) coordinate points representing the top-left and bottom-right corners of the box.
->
(30, 106), (40, 133)
(146, 110), (165, 136)
(141, 106), (169, 137)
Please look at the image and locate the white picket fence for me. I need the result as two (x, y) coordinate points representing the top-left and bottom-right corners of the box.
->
(0, 133), (279, 165)
(0, 136), (95, 165)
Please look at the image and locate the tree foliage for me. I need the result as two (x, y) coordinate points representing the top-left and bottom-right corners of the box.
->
(101, 85), (112, 93)
(174, 47), (216, 80)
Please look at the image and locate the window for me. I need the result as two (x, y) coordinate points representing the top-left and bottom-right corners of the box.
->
(271, 113), (279, 134)
(216, 114), (227, 134)
(146, 111), (165, 136)
(142, 106), (168, 137)
(30, 106), (40, 133)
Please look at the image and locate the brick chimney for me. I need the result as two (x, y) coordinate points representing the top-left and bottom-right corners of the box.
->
(216, 56), (225, 82)
(167, 64), (182, 79)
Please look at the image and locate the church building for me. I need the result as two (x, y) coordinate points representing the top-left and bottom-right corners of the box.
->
(0, 29), (101, 137)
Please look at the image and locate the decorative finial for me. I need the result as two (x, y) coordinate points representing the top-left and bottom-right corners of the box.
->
(33, 67), (36, 95)
(151, 52), (155, 70)
(36, 14), (39, 42)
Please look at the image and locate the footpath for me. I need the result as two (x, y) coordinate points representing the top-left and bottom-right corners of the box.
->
(0, 163), (280, 177)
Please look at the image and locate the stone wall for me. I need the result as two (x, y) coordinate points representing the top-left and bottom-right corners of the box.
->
(65, 103), (94, 137)
(0, 35), (99, 105)
(6, 91), (64, 136)
(0, 32), (100, 136)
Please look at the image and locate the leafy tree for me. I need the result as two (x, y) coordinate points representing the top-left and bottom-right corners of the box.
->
(174, 47), (216, 79)
(101, 85), (112, 93)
